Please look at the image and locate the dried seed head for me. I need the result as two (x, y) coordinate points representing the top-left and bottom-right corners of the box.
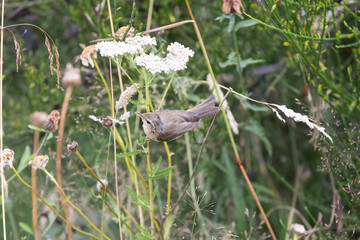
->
(67, 141), (79, 155)
(62, 63), (82, 87)
(45, 110), (60, 132)
(96, 179), (108, 192)
(101, 116), (113, 127)
(222, 0), (244, 14)
(80, 45), (97, 68)
(29, 155), (49, 170)
(289, 223), (306, 235)
(115, 26), (135, 39)
(1, 148), (15, 168)
(30, 111), (48, 127)
(115, 84), (139, 112)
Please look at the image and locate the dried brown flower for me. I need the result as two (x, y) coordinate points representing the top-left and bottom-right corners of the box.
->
(29, 155), (49, 170)
(44, 110), (60, 132)
(80, 45), (97, 68)
(67, 141), (79, 155)
(115, 84), (139, 112)
(115, 26), (135, 39)
(30, 112), (48, 127)
(222, 0), (244, 14)
(62, 63), (82, 87)
(101, 116), (113, 127)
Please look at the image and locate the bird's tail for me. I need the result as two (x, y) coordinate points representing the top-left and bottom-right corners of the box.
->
(188, 95), (219, 119)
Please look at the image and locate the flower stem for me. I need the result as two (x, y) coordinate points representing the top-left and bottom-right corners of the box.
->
(56, 86), (73, 239)
(12, 168), (102, 240)
(146, 140), (155, 236)
(43, 169), (111, 240)
(32, 130), (42, 240)
(184, 1), (276, 238)
(157, 73), (175, 111)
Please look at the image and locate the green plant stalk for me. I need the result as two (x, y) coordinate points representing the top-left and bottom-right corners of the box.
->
(116, 59), (145, 228)
(43, 169), (111, 240)
(74, 150), (139, 228)
(112, 128), (147, 188)
(93, 57), (147, 189)
(146, 0), (154, 31)
(12, 168), (102, 240)
(184, 1), (276, 239)
(0, 0), (6, 238)
(146, 140), (155, 236)
(157, 73), (175, 111)
(108, 57), (123, 240)
(242, 12), (358, 41)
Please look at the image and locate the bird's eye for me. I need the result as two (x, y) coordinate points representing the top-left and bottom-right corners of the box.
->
(146, 120), (150, 124)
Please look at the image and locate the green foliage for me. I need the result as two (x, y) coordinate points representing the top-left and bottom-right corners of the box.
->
(145, 157), (173, 181)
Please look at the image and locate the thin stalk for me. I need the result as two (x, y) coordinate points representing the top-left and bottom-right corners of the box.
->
(43, 169), (111, 240)
(109, 59), (123, 240)
(32, 130), (42, 240)
(163, 141), (172, 238)
(93, 57), (112, 107)
(0, 0), (5, 237)
(75, 150), (138, 233)
(146, 0), (154, 31)
(146, 140), (155, 236)
(185, 1), (276, 238)
(157, 74), (175, 111)
(12, 168), (102, 239)
(56, 86), (73, 239)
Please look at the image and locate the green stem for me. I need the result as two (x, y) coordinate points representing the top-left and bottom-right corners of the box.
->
(43, 169), (111, 240)
(12, 168), (102, 240)
(157, 73), (175, 111)
(146, 140), (155, 236)
(93, 57), (113, 109)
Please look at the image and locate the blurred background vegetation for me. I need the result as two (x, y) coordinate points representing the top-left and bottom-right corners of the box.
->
(1, 0), (359, 239)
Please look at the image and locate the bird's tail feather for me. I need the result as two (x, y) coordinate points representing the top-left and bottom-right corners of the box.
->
(189, 95), (219, 118)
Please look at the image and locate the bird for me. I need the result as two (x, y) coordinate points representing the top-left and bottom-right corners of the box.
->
(136, 95), (219, 142)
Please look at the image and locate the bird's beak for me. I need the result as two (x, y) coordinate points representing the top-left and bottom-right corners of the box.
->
(135, 112), (144, 119)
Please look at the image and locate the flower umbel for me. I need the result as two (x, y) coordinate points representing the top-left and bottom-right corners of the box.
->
(135, 41), (194, 74)
(29, 155), (49, 170)
(1, 149), (15, 168)
(95, 35), (156, 58)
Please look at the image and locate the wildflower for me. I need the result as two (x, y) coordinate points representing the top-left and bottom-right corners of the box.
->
(135, 42), (194, 74)
(89, 115), (126, 127)
(29, 155), (49, 170)
(222, 0), (244, 14)
(96, 179), (108, 192)
(270, 104), (333, 142)
(119, 112), (130, 121)
(289, 223), (306, 235)
(45, 110), (60, 132)
(62, 63), (82, 87)
(95, 35), (156, 58)
(115, 26), (135, 39)
(30, 112), (48, 127)
(115, 84), (139, 112)
(80, 45), (97, 68)
(1, 149), (15, 168)
(67, 141), (79, 155)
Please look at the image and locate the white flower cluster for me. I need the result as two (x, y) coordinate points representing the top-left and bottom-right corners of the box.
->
(1, 148), (14, 168)
(270, 104), (333, 143)
(29, 155), (49, 170)
(95, 35), (156, 58)
(89, 114), (130, 126)
(135, 41), (194, 74)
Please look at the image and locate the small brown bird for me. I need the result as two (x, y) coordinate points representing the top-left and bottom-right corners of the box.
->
(136, 95), (219, 142)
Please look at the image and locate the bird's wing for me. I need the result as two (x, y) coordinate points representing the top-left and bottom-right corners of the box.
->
(156, 110), (198, 123)
(158, 121), (199, 141)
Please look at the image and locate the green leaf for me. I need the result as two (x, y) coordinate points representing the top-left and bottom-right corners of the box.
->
(128, 98), (147, 106)
(241, 101), (269, 112)
(28, 124), (46, 132)
(19, 222), (34, 236)
(117, 150), (147, 158)
(219, 52), (237, 68)
(239, 58), (265, 69)
(214, 14), (231, 23)
(228, 14), (235, 33)
(125, 186), (150, 210)
(17, 146), (32, 171)
(242, 120), (273, 156)
(46, 132), (53, 140)
(235, 19), (258, 31)
(146, 167), (173, 181)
